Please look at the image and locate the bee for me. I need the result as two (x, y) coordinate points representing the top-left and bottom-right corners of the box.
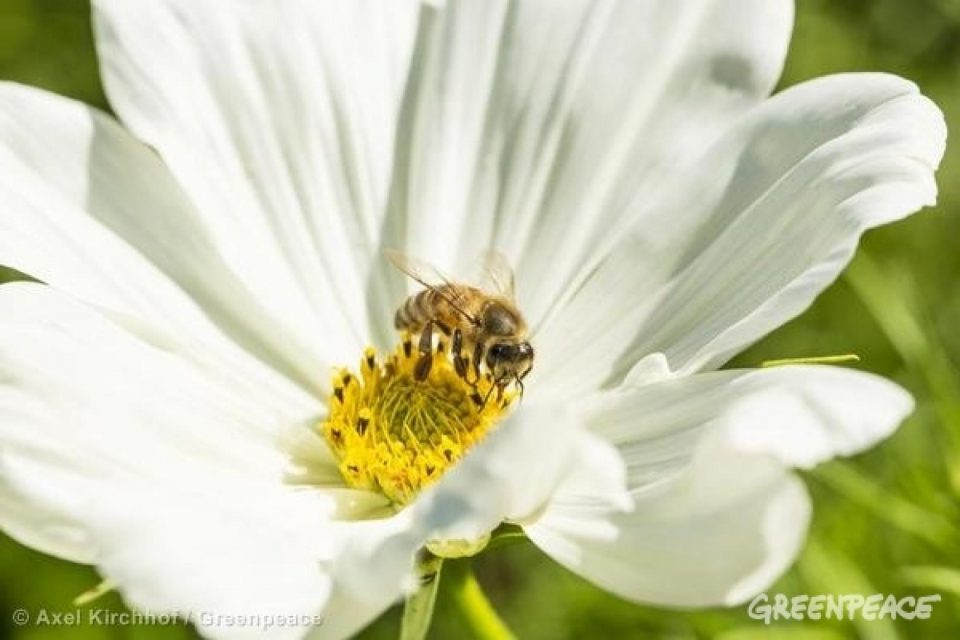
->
(386, 249), (534, 400)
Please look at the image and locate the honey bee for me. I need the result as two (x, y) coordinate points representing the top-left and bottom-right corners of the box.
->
(386, 248), (534, 399)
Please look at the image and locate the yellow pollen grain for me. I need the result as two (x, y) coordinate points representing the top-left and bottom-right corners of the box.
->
(320, 334), (515, 505)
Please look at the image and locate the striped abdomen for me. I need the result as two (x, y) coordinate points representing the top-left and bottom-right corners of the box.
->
(394, 285), (475, 334)
(396, 288), (452, 332)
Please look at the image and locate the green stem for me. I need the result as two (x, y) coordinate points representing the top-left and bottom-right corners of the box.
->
(447, 561), (516, 640)
(401, 552), (444, 640)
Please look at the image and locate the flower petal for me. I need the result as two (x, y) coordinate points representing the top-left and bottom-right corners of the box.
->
(374, 0), (792, 329)
(87, 489), (333, 640)
(0, 477), (94, 564)
(524, 364), (911, 606)
(525, 437), (811, 607)
(0, 284), (347, 638)
(588, 364), (913, 479)
(335, 402), (628, 611)
(536, 73), (946, 395)
(92, 0), (421, 349)
(304, 587), (396, 640)
(0, 82), (330, 395)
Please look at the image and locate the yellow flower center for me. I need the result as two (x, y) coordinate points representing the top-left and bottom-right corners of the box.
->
(320, 334), (516, 505)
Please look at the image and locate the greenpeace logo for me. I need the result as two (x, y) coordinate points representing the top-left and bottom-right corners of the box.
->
(747, 593), (941, 623)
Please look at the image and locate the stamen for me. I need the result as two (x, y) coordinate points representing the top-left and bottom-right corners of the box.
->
(320, 334), (516, 505)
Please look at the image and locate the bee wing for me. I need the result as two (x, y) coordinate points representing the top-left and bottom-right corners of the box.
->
(471, 250), (516, 301)
(384, 248), (478, 322)
(384, 248), (455, 289)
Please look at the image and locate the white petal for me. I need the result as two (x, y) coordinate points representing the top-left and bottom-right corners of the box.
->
(92, 0), (421, 350)
(0, 284), (318, 483)
(0, 82), (328, 396)
(588, 365), (913, 478)
(0, 475), (94, 564)
(374, 0), (792, 331)
(524, 364), (911, 607)
(0, 284), (342, 637)
(88, 489), (333, 640)
(526, 436), (811, 607)
(305, 587), (396, 640)
(536, 73), (946, 395)
(335, 402), (627, 608)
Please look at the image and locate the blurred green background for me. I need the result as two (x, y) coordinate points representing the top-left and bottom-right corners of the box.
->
(1, 0), (959, 638)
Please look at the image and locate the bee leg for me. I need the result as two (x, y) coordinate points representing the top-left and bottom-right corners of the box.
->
(452, 329), (469, 381)
(472, 343), (484, 382)
(414, 321), (434, 381)
(481, 375), (507, 409)
(514, 375), (525, 405)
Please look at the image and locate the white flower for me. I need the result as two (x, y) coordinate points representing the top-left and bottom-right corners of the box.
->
(0, 1), (945, 639)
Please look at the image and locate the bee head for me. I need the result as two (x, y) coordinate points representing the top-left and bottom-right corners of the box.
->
(486, 341), (535, 382)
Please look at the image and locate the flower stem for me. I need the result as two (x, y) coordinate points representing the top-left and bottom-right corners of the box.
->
(401, 552), (444, 640)
(447, 561), (516, 640)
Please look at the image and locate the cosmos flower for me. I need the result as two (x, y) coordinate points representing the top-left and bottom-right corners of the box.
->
(0, 0), (946, 639)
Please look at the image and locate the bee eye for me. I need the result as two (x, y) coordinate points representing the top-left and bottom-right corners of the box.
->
(489, 344), (511, 360)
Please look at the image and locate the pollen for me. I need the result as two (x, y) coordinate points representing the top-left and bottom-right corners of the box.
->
(320, 335), (516, 505)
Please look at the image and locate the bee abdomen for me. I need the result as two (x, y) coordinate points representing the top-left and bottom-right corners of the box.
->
(394, 291), (431, 331)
